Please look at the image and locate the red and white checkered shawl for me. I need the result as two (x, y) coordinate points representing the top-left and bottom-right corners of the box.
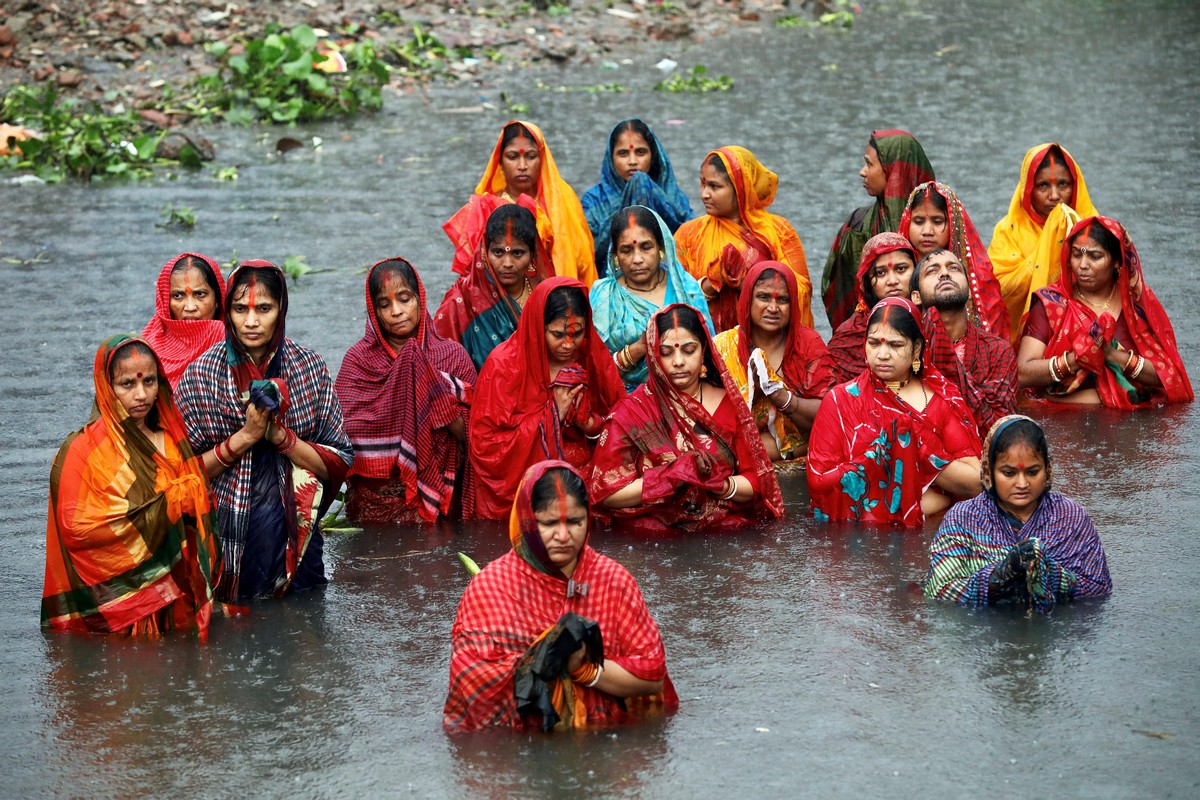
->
(176, 338), (352, 600)
(444, 460), (676, 732)
(140, 253), (226, 388)
(335, 259), (477, 522)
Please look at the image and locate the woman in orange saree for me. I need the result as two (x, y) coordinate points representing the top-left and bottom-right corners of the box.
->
(42, 334), (220, 639)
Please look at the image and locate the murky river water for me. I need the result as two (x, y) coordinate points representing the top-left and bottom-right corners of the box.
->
(3, 0), (1198, 796)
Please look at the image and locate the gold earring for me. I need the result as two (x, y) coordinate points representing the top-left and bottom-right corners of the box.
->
(700, 365), (708, 378)
(912, 357), (922, 373)
(658, 249), (666, 260)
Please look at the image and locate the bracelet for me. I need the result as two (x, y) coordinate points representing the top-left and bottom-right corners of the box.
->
(701, 280), (719, 300)
(570, 661), (600, 686)
(277, 426), (299, 455)
(780, 391), (795, 413)
(1047, 356), (1060, 383)
(721, 477), (738, 501)
(587, 661), (604, 688)
(1123, 350), (1137, 371)
(214, 437), (241, 468)
(1130, 356), (1146, 380)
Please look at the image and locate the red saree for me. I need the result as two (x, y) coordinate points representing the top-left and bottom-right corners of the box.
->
(43, 334), (221, 639)
(335, 259), (477, 524)
(444, 461), (676, 732)
(469, 277), (626, 519)
(588, 303), (785, 532)
(140, 252), (226, 388)
(1026, 215), (1192, 408)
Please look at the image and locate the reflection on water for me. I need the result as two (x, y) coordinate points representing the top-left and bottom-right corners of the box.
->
(3, 0), (1199, 796)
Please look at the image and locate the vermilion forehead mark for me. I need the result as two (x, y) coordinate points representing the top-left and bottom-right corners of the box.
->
(664, 337), (701, 350)
(504, 219), (515, 250)
(509, 148), (534, 158)
(555, 479), (568, 527)
(1015, 463), (1028, 470)
(247, 279), (257, 307)
(136, 371), (144, 378)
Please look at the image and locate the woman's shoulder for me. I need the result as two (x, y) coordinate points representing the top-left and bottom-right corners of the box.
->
(579, 547), (642, 589)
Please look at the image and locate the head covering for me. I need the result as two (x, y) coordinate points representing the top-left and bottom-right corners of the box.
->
(979, 414), (1049, 494)
(507, 460), (590, 580)
(1033, 215), (1192, 407)
(735, 261), (834, 397)
(141, 253), (226, 387)
(42, 334), (220, 638)
(899, 181), (1009, 340)
(582, 120), (693, 271)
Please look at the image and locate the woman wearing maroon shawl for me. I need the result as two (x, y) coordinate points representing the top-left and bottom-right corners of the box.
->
(469, 277), (625, 520)
(713, 262), (835, 462)
(589, 303), (784, 533)
(808, 298), (982, 527)
(821, 129), (934, 330)
(336, 258), (476, 524)
(1016, 216), (1192, 408)
(444, 461), (676, 732)
(141, 252), (226, 388)
(828, 232), (918, 385)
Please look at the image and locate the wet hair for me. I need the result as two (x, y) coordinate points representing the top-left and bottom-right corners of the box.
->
(369, 259), (420, 302)
(910, 247), (956, 293)
(107, 340), (161, 429)
(169, 255), (223, 317)
(1038, 144), (1069, 174)
(1072, 221), (1123, 270)
(530, 466), (589, 514)
(609, 119), (661, 179)
(543, 286), (590, 327)
(865, 302), (924, 372)
(500, 122), (538, 151)
(704, 152), (731, 181)
(753, 267), (787, 292)
(861, 246), (917, 306)
(227, 265), (283, 309)
(608, 206), (665, 252)
(655, 304), (722, 387)
(484, 204), (539, 253)
(989, 418), (1050, 471)
(908, 185), (948, 215)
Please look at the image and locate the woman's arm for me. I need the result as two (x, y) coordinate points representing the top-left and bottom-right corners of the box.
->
(933, 456), (982, 497)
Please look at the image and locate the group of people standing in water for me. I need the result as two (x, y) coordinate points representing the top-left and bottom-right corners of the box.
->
(42, 118), (1184, 732)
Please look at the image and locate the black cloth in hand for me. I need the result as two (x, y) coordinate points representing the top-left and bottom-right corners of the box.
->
(513, 612), (604, 732)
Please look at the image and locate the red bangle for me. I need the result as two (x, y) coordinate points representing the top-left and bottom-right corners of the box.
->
(214, 438), (240, 468)
(277, 426), (299, 455)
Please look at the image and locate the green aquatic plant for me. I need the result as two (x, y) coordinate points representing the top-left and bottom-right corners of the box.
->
(775, 0), (857, 29)
(457, 552), (482, 576)
(197, 24), (388, 124)
(654, 65), (734, 93)
(158, 204), (197, 228)
(282, 254), (313, 280)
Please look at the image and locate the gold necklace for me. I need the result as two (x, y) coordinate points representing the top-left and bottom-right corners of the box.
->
(624, 269), (665, 294)
(1075, 285), (1116, 313)
(691, 381), (704, 404)
(884, 377), (909, 391)
(512, 277), (532, 307)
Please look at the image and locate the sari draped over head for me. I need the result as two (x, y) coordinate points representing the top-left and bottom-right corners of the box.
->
(1025, 216), (1192, 408)
(924, 307), (1018, 440)
(808, 297), (982, 527)
(713, 261), (835, 460)
(434, 198), (555, 370)
(581, 120), (694, 274)
(674, 146), (812, 332)
(828, 232), (916, 385)
(588, 303), (784, 532)
(899, 181), (1009, 341)
(444, 460), (677, 732)
(335, 258), (477, 524)
(175, 260), (352, 602)
(925, 415), (1112, 611)
(140, 252), (227, 388)
(43, 334), (220, 639)
(821, 129), (935, 330)
(590, 205), (714, 390)
(989, 143), (1098, 344)
(469, 277), (626, 519)
(443, 119), (597, 285)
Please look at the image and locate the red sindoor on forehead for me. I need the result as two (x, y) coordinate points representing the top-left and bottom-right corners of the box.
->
(504, 219), (515, 250)
(555, 477), (568, 527)
(246, 278), (258, 307)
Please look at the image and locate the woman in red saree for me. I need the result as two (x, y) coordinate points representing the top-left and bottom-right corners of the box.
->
(444, 461), (676, 732)
(43, 334), (220, 638)
(1015, 216), (1191, 408)
(140, 252), (226, 388)
(589, 303), (784, 533)
(827, 231), (917, 385)
(443, 120), (596, 285)
(336, 258), (476, 524)
(674, 146), (812, 332)
(469, 277), (625, 519)
(808, 298), (982, 527)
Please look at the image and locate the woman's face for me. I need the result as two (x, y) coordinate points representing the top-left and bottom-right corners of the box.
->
(110, 349), (159, 426)
(612, 130), (653, 181)
(906, 198), (950, 257)
(859, 145), (886, 197)
(1030, 160), (1074, 219)
(658, 325), (705, 393)
(487, 236), (533, 292)
(229, 279), (280, 361)
(500, 135), (541, 196)
(373, 272), (421, 347)
(700, 160), (739, 222)
(992, 441), (1048, 519)
(749, 272), (791, 335)
(168, 265), (218, 320)
(1069, 233), (1116, 296)
(544, 314), (587, 367)
(865, 321), (919, 382)
(535, 490), (588, 576)
(869, 251), (915, 301)
(615, 224), (661, 286)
